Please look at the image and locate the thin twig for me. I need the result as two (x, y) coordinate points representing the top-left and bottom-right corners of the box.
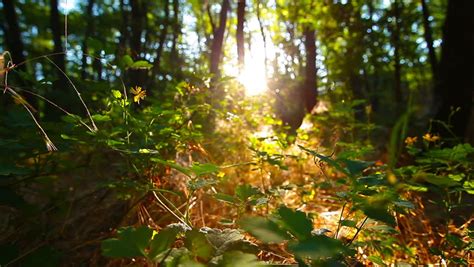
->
(347, 216), (368, 246)
(4, 85), (94, 132)
(6, 88), (57, 151)
(44, 56), (97, 132)
(334, 202), (346, 239)
(152, 191), (191, 229)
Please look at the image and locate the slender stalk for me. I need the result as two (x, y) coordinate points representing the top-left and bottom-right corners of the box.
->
(5, 85), (94, 132)
(153, 191), (191, 229)
(45, 56), (98, 132)
(347, 216), (368, 246)
(334, 202), (346, 239)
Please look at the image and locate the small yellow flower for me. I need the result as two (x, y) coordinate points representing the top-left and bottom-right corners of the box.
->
(404, 136), (418, 146)
(423, 133), (440, 142)
(130, 86), (146, 104)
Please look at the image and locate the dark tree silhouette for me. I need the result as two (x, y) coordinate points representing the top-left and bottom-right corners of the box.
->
(50, 0), (66, 76)
(209, 0), (230, 85)
(303, 26), (317, 113)
(434, 0), (474, 143)
(420, 0), (438, 79)
(236, 0), (246, 72)
(2, 0), (26, 68)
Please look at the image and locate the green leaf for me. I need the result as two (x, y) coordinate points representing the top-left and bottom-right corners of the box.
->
(101, 226), (153, 258)
(190, 163), (220, 176)
(151, 158), (192, 177)
(239, 216), (290, 243)
(130, 60), (153, 69)
(340, 159), (373, 176)
(299, 146), (351, 177)
(216, 251), (263, 267)
(463, 180), (474, 194)
(91, 114), (111, 122)
(418, 173), (460, 187)
(288, 235), (348, 259)
(362, 206), (396, 227)
(340, 220), (358, 228)
(188, 178), (219, 191)
(121, 55), (134, 68)
(61, 114), (83, 124)
(393, 200), (415, 209)
(205, 228), (244, 249)
(277, 206), (313, 240)
(446, 234), (465, 250)
(235, 184), (261, 201)
(214, 193), (238, 205)
(184, 229), (215, 262)
(368, 255), (387, 266)
(357, 174), (385, 186)
(149, 227), (180, 259)
(112, 90), (122, 99)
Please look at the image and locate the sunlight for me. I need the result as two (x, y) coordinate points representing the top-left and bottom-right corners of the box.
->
(237, 44), (268, 96)
(223, 15), (276, 97)
(59, 0), (76, 12)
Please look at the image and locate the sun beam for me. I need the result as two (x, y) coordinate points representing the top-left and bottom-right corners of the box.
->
(223, 16), (275, 97)
(238, 42), (268, 96)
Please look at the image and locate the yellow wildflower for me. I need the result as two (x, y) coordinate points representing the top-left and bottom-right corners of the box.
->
(130, 86), (146, 104)
(423, 133), (440, 142)
(404, 136), (418, 146)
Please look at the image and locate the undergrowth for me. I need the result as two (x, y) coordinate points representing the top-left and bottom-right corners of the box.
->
(0, 53), (473, 266)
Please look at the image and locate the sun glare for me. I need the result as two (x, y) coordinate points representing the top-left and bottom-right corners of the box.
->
(60, 0), (76, 12)
(238, 45), (268, 96)
(223, 16), (275, 97)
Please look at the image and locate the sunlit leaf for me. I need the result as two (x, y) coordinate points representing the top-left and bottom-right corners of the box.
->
(91, 114), (111, 122)
(288, 235), (348, 259)
(216, 251), (263, 267)
(129, 60), (153, 69)
(101, 226), (153, 258)
(184, 229), (215, 262)
(148, 227), (180, 259)
(277, 206), (313, 241)
(368, 255), (387, 266)
(190, 163), (220, 176)
(239, 216), (290, 243)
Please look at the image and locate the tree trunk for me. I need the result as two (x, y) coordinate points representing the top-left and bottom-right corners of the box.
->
(420, 0), (438, 79)
(2, 0), (26, 69)
(392, 0), (402, 106)
(236, 0), (245, 72)
(256, 0), (268, 78)
(81, 0), (95, 80)
(118, 0), (129, 58)
(153, 0), (170, 78)
(434, 0), (474, 143)
(50, 0), (66, 76)
(130, 0), (145, 59)
(2, 0), (36, 107)
(209, 0), (230, 84)
(129, 0), (148, 88)
(170, 0), (182, 78)
(303, 26), (317, 113)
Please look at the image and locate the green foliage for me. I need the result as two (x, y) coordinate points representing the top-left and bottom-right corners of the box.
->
(101, 226), (261, 266)
(240, 205), (351, 265)
(1, 0), (470, 265)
